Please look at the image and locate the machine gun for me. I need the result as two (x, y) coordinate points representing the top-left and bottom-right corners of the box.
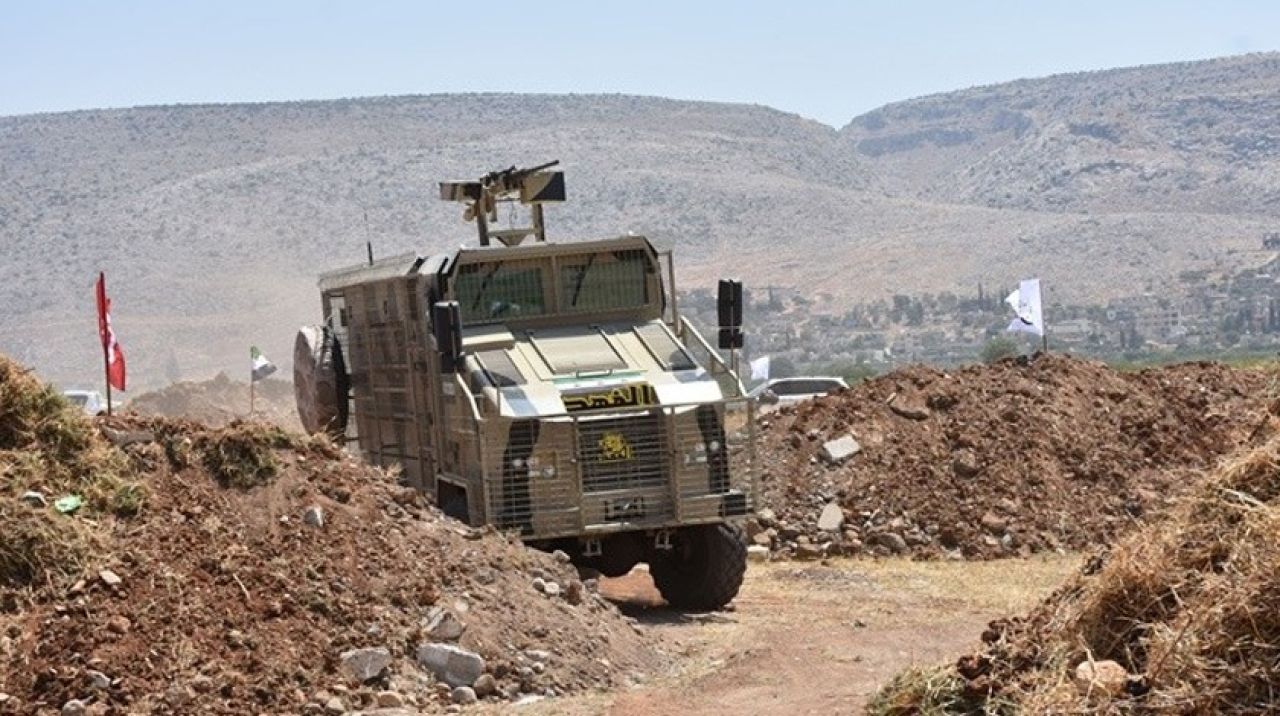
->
(440, 160), (565, 246)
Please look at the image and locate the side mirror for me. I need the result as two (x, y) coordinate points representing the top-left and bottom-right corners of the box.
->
(760, 388), (780, 405)
(717, 278), (744, 349)
(432, 301), (463, 373)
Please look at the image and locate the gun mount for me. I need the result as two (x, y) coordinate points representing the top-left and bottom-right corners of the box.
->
(439, 160), (566, 247)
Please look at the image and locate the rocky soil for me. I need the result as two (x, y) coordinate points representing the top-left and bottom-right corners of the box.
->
(0, 355), (660, 715)
(753, 354), (1273, 560)
(126, 372), (302, 432)
(870, 428), (1280, 714)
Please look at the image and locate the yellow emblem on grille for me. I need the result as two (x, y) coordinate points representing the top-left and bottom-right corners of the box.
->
(598, 431), (634, 461)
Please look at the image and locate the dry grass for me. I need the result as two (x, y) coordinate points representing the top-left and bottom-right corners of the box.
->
(871, 437), (1280, 714)
(0, 356), (143, 516)
(0, 356), (149, 588)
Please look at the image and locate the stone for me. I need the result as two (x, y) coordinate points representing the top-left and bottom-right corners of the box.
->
(304, 506), (325, 528)
(564, 580), (584, 605)
(323, 695), (346, 714)
(890, 398), (931, 420)
(416, 643), (486, 687)
(873, 532), (909, 555)
(817, 502), (845, 532)
(472, 673), (497, 698)
(794, 543), (824, 560)
(451, 686), (478, 705)
(980, 512), (1008, 534)
(106, 615), (132, 634)
(99, 426), (155, 447)
(98, 569), (123, 588)
(746, 545), (769, 562)
(818, 436), (861, 465)
(524, 649), (552, 663)
(551, 550), (571, 563)
(951, 450), (980, 477)
(375, 690), (405, 707)
(756, 507), (777, 525)
(997, 497), (1019, 514)
(86, 669), (112, 690)
(20, 491), (47, 507)
(339, 646), (392, 682)
(1073, 659), (1128, 697)
(424, 608), (466, 641)
(531, 577), (547, 593)
(751, 531), (772, 547)
(62, 699), (87, 716)
(542, 581), (561, 597)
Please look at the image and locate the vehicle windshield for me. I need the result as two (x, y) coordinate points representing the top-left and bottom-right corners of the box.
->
(65, 394), (89, 407)
(454, 248), (654, 325)
(454, 261), (547, 324)
(558, 249), (649, 313)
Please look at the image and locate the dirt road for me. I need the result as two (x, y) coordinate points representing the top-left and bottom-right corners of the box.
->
(505, 556), (1078, 715)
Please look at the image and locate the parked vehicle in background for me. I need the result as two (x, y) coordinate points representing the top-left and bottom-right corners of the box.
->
(749, 376), (848, 410)
(62, 389), (107, 416)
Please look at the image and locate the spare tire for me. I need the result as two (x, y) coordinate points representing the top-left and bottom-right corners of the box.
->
(293, 325), (348, 438)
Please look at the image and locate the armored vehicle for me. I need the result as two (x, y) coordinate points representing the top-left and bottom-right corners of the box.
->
(294, 162), (755, 608)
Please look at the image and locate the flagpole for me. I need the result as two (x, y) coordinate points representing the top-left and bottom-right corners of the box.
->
(102, 337), (113, 416)
(249, 355), (256, 416)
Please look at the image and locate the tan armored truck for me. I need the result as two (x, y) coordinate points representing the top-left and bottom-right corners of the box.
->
(293, 162), (755, 609)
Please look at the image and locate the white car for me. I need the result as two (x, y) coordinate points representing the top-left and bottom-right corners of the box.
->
(748, 376), (849, 410)
(62, 389), (108, 416)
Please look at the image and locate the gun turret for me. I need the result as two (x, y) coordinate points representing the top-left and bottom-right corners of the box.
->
(440, 160), (565, 247)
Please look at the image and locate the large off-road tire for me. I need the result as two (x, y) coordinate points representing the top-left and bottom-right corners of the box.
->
(293, 325), (348, 439)
(649, 523), (747, 611)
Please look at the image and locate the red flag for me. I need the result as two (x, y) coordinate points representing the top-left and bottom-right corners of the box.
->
(95, 272), (127, 391)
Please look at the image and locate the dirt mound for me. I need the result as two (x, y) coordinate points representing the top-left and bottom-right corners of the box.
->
(755, 354), (1272, 559)
(869, 432), (1280, 714)
(127, 373), (302, 432)
(0, 356), (660, 714)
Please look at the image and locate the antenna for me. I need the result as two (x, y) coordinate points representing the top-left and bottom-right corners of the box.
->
(363, 207), (373, 265)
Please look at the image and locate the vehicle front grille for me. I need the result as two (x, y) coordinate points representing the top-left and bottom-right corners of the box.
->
(577, 413), (667, 494)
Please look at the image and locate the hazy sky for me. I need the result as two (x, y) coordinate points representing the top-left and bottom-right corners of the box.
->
(2, 1), (1278, 126)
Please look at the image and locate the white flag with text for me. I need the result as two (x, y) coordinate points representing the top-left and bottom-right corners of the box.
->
(750, 355), (770, 382)
(1005, 278), (1044, 337)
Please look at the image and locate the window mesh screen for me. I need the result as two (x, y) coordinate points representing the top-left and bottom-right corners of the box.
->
(558, 249), (648, 313)
(454, 261), (546, 324)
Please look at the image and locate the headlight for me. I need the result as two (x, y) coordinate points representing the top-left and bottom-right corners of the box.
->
(708, 440), (722, 453)
(541, 466), (557, 479)
(512, 458), (525, 469)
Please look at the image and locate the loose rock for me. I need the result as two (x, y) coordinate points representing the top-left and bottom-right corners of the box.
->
(423, 607), (466, 641)
(816, 502), (845, 532)
(451, 686), (478, 705)
(1073, 659), (1128, 697)
(472, 673), (497, 698)
(819, 436), (861, 464)
(304, 505), (325, 528)
(339, 646), (392, 682)
(416, 643), (486, 688)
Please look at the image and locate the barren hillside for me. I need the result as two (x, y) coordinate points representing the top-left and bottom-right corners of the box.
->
(4, 56), (1280, 387)
(844, 52), (1280, 214)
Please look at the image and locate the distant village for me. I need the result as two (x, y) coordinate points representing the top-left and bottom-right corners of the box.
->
(681, 244), (1280, 381)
